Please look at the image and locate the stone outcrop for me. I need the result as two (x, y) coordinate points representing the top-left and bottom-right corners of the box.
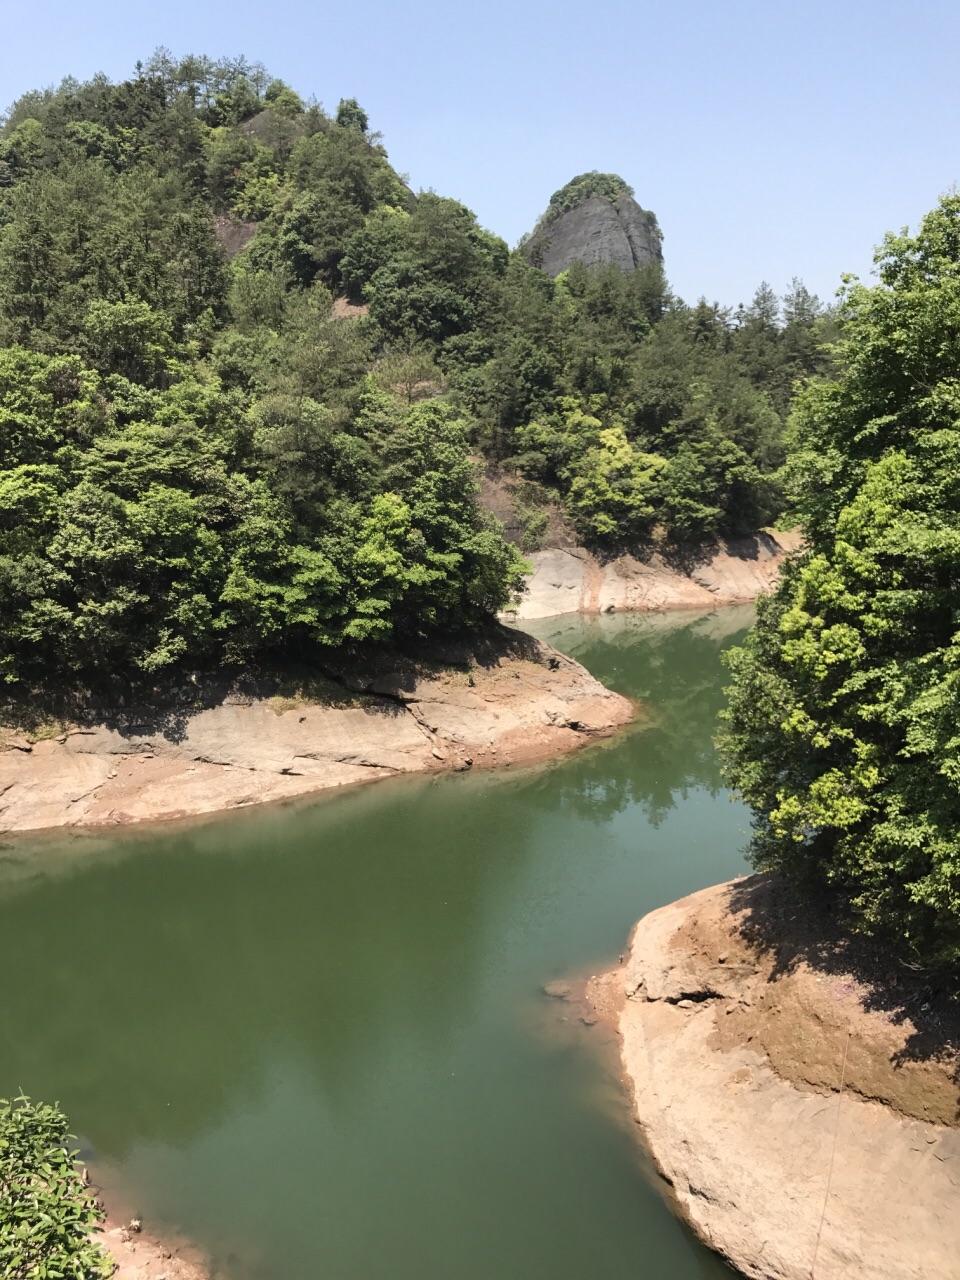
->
(524, 194), (662, 277)
(615, 877), (960, 1280)
(509, 530), (801, 621)
(212, 213), (256, 259)
(0, 629), (632, 834)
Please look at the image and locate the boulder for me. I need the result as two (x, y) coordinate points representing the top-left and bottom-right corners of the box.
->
(511, 531), (799, 620)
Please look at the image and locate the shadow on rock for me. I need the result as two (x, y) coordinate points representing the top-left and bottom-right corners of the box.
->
(0, 623), (544, 745)
(727, 872), (960, 1096)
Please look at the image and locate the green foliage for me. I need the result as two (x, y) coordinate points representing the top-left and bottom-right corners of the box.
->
(82, 299), (177, 385)
(362, 194), (507, 342)
(720, 194), (960, 963)
(214, 76), (261, 125)
(263, 79), (304, 117)
(336, 98), (369, 134)
(0, 347), (525, 684)
(513, 397), (665, 542)
(204, 127), (266, 211)
(458, 266), (815, 544)
(514, 494), (549, 552)
(0, 119), (47, 182)
(340, 205), (409, 298)
(0, 1095), (111, 1279)
(536, 171), (635, 230)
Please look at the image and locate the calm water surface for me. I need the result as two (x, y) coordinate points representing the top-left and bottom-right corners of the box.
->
(0, 607), (756, 1279)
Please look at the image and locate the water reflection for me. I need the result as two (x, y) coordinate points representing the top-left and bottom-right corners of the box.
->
(522, 606), (754, 824)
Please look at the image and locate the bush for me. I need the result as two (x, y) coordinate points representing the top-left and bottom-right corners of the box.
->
(537, 172), (635, 229)
(0, 1095), (110, 1279)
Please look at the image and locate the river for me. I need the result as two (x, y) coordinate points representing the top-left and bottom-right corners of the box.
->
(0, 607), (755, 1279)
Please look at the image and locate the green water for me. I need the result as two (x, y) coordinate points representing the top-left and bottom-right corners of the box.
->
(0, 607), (756, 1279)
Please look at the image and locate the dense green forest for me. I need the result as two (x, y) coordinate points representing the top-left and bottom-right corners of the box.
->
(721, 195), (960, 963)
(0, 51), (829, 688)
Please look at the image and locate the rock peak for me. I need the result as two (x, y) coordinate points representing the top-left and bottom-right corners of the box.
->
(523, 174), (662, 277)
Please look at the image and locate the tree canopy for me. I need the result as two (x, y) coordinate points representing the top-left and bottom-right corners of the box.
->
(721, 195), (960, 963)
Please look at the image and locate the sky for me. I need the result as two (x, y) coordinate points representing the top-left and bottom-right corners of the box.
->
(3, 0), (959, 308)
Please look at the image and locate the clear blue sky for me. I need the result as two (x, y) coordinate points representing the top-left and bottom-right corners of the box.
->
(4, 0), (959, 308)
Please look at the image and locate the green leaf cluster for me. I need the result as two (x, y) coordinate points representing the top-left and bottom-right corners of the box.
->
(461, 267), (825, 545)
(534, 171), (637, 231)
(0, 59), (532, 690)
(0, 347), (523, 684)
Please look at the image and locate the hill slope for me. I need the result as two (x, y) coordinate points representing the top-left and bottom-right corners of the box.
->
(0, 51), (830, 697)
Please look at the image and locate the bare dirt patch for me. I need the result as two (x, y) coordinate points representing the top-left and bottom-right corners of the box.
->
(331, 295), (369, 319)
(96, 1213), (210, 1280)
(212, 214), (256, 259)
(477, 466), (575, 552)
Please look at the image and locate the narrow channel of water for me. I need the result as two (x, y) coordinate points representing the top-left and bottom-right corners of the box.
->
(0, 606), (756, 1279)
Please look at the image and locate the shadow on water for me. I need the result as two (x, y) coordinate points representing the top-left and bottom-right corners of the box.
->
(0, 607), (752, 1280)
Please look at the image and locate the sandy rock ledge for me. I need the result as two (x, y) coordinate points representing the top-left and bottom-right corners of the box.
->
(615, 876), (960, 1280)
(511, 530), (801, 621)
(0, 627), (633, 835)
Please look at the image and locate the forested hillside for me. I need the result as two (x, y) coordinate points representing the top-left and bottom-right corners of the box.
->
(0, 51), (829, 688)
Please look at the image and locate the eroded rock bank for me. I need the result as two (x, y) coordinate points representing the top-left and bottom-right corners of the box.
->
(510, 531), (800, 621)
(0, 626), (632, 835)
(614, 876), (960, 1280)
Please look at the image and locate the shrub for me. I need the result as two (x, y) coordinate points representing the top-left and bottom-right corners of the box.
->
(0, 1095), (110, 1279)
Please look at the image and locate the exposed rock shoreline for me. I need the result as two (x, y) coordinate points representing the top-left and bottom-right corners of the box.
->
(0, 626), (633, 835)
(509, 530), (800, 621)
(611, 876), (960, 1280)
(93, 1209), (209, 1280)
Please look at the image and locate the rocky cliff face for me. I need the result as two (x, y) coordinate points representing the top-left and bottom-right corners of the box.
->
(506, 530), (801, 620)
(524, 193), (662, 277)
